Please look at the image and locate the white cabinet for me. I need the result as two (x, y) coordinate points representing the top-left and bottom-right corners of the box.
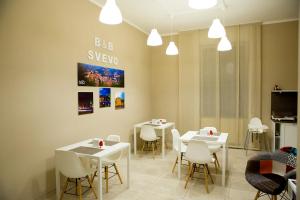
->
(272, 121), (297, 151)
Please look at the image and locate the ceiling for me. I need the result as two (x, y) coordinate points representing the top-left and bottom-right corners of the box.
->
(90, 0), (299, 35)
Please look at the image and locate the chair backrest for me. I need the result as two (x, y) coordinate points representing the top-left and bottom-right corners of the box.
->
(202, 127), (218, 135)
(249, 117), (263, 128)
(107, 134), (121, 142)
(171, 128), (180, 152)
(55, 150), (90, 178)
(104, 134), (122, 162)
(185, 140), (212, 164)
(140, 125), (157, 141)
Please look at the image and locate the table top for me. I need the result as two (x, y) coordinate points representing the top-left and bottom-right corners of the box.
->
(134, 121), (175, 129)
(181, 131), (228, 144)
(55, 138), (130, 159)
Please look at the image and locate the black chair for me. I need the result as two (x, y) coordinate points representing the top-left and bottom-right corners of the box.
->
(245, 147), (297, 200)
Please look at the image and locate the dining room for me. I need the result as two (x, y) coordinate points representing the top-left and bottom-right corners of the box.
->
(0, 0), (299, 200)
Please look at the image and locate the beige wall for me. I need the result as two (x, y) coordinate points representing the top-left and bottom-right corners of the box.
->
(261, 21), (298, 132)
(0, 0), (151, 199)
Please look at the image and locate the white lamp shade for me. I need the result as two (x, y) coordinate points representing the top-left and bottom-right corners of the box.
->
(188, 0), (217, 9)
(208, 18), (226, 38)
(166, 41), (179, 55)
(217, 36), (232, 51)
(99, 0), (122, 25)
(147, 29), (163, 46)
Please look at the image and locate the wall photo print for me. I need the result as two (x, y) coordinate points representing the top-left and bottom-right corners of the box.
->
(99, 88), (111, 108)
(115, 91), (125, 110)
(78, 92), (93, 115)
(78, 63), (124, 87)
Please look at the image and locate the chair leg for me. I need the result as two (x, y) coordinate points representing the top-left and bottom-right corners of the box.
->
(105, 166), (109, 193)
(152, 142), (155, 159)
(272, 195), (277, 200)
(78, 178), (82, 200)
(113, 163), (123, 184)
(203, 164), (209, 193)
(205, 164), (214, 184)
(91, 170), (97, 183)
(86, 176), (98, 199)
(254, 190), (260, 200)
(184, 163), (194, 189)
(214, 153), (220, 168)
(141, 141), (145, 152)
(172, 156), (178, 173)
(59, 178), (69, 200)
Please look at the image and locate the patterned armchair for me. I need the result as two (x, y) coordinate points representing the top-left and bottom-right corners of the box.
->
(245, 147), (297, 200)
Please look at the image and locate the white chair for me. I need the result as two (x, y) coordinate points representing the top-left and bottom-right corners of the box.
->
(56, 151), (97, 200)
(202, 127), (221, 172)
(91, 134), (123, 193)
(140, 125), (160, 158)
(244, 117), (269, 154)
(184, 140), (214, 193)
(171, 129), (187, 173)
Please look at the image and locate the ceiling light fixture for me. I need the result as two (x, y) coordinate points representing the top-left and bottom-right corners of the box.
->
(147, 29), (163, 46)
(217, 35), (232, 51)
(166, 15), (178, 56)
(188, 0), (218, 9)
(166, 41), (179, 55)
(99, 0), (122, 25)
(208, 18), (226, 38)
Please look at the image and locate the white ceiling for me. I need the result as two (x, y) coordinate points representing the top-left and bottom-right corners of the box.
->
(90, 0), (299, 35)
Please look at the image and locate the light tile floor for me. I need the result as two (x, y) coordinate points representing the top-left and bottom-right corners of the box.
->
(49, 148), (272, 200)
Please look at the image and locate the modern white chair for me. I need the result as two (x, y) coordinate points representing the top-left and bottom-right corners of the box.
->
(140, 125), (160, 158)
(55, 150), (97, 200)
(184, 140), (214, 193)
(244, 117), (269, 155)
(91, 134), (123, 193)
(171, 129), (187, 173)
(202, 127), (221, 172)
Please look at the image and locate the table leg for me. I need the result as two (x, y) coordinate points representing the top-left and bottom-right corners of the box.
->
(177, 138), (181, 180)
(98, 159), (102, 200)
(162, 129), (165, 158)
(222, 143), (226, 186)
(55, 166), (60, 200)
(127, 145), (130, 188)
(134, 127), (137, 155)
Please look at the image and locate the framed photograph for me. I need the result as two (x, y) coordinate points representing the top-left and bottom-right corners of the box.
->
(115, 91), (125, 109)
(78, 63), (124, 87)
(78, 92), (93, 115)
(99, 88), (111, 108)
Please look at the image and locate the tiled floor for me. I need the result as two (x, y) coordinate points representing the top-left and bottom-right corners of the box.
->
(49, 148), (269, 200)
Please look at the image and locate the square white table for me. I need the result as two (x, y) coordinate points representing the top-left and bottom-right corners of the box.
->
(133, 121), (175, 158)
(178, 131), (229, 186)
(55, 139), (130, 200)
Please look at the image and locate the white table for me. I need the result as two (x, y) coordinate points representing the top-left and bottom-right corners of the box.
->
(178, 131), (229, 186)
(133, 121), (175, 158)
(55, 139), (130, 200)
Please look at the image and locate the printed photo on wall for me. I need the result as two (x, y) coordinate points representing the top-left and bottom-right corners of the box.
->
(115, 91), (125, 110)
(99, 88), (111, 108)
(78, 92), (93, 115)
(78, 63), (124, 87)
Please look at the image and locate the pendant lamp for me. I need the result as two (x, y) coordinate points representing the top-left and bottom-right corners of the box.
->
(217, 35), (232, 51)
(147, 29), (163, 46)
(208, 18), (226, 38)
(166, 41), (179, 55)
(188, 0), (217, 9)
(99, 0), (122, 25)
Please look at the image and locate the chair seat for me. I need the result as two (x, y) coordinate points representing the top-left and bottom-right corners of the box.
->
(208, 144), (221, 153)
(90, 158), (116, 167)
(246, 173), (287, 195)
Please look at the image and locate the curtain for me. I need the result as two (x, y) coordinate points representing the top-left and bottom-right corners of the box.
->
(178, 23), (261, 147)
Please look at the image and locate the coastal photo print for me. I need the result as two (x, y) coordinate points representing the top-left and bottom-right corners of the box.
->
(78, 63), (124, 87)
(115, 91), (125, 110)
(78, 92), (93, 115)
(99, 88), (111, 108)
